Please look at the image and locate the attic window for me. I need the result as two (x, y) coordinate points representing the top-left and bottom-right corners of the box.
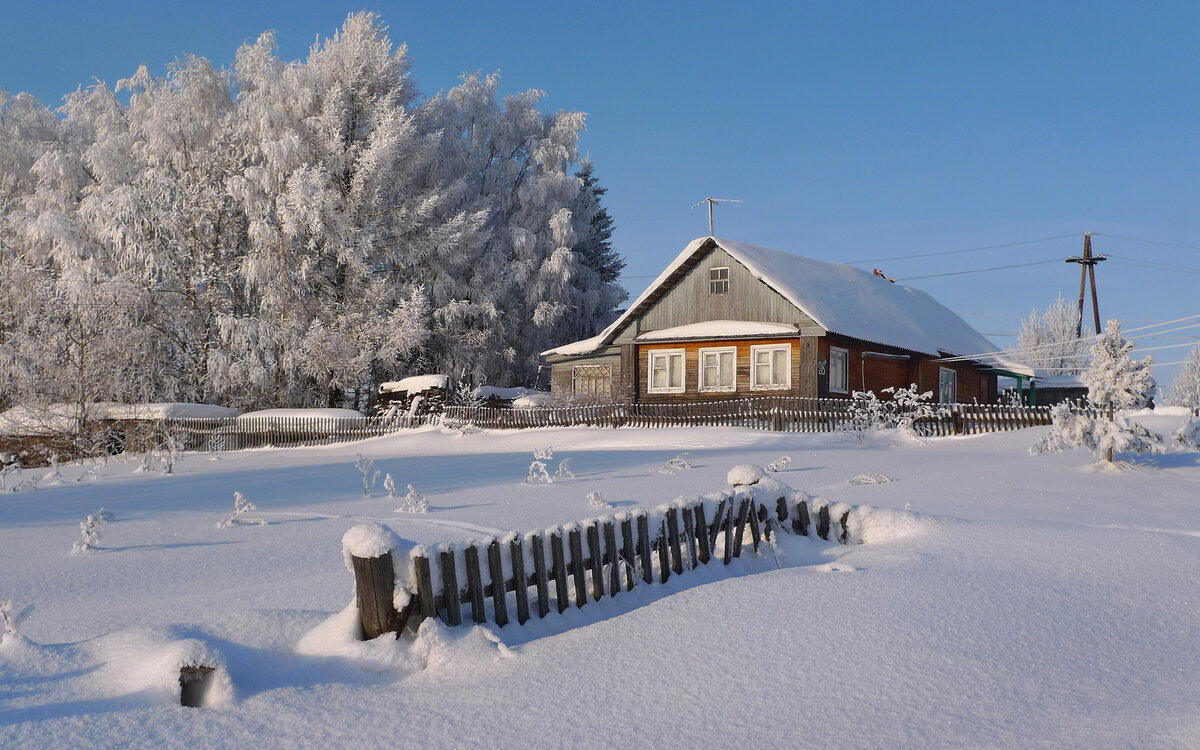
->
(709, 267), (729, 295)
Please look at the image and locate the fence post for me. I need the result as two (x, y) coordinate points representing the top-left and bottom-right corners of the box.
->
(350, 548), (411, 639)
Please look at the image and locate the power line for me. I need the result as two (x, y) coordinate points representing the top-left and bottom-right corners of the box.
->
(1096, 233), (1200, 251)
(846, 234), (1078, 264)
(895, 258), (1062, 281)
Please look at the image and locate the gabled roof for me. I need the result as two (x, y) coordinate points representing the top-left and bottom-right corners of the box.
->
(543, 237), (1012, 366)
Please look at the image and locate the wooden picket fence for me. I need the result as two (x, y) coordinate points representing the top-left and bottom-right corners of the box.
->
(151, 398), (1119, 455)
(353, 492), (852, 637)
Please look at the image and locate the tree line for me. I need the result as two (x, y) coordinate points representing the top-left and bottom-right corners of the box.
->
(0, 12), (625, 414)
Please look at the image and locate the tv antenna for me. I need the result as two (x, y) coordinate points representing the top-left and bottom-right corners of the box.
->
(691, 197), (743, 236)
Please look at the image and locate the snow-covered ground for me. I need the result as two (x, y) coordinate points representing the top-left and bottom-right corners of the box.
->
(3, 419), (1200, 748)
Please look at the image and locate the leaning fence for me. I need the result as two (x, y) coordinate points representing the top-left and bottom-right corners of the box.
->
(348, 488), (854, 638)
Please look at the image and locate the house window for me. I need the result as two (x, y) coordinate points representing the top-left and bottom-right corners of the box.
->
(648, 349), (685, 393)
(829, 347), (849, 394)
(572, 364), (612, 398)
(750, 344), (791, 390)
(709, 266), (729, 295)
(699, 347), (737, 392)
(938, 367), (957, 404)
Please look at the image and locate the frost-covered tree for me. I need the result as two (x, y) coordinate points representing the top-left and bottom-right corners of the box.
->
(1034, 319), (1159, 462)
(1166, 344), (1200, 410)
(1014, 295), (1090, 376)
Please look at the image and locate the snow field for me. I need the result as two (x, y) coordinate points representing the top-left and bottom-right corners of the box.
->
(2, 420), (1200, 747)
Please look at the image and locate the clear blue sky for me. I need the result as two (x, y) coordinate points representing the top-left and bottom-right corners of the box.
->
(4, 1), (1198, 387)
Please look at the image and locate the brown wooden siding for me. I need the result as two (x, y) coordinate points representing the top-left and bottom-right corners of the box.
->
(637, 337), (819, 403)
(817, 335), (998, 403)
(629, 247), (823, 339)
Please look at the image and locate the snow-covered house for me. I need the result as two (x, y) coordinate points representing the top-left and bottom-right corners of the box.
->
(542, 237), (1017, 404)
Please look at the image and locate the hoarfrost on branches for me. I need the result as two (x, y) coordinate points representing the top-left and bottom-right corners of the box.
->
(526, 448), (554, 485)
(217, 491), (266, 527)
(71, 511), (107, 553)
(767, 456), (792, 472)
(1014, 295), (1091, 376)
(658, 453), (692, 474)
(395, 484), (429, 513)
(1166, 344), (1200, 410)
(586, 491), (611, 510)
(355, 454), (380, 495)
(554, 458), (574, 479)
(840, 385), (942, 444)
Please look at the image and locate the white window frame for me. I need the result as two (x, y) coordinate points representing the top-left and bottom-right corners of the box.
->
(572, 364), (612, 398)
(829, 347), (849, 394)
(709, 266), (729, 295)
(938, 367), (957, 404)
(647, 349), (686, 394)
(698, 346), (738, 393)
(750, 343), (791, 391)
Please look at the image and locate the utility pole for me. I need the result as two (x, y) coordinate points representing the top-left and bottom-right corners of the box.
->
(691, 197), (743, 236)
(1065, 232), (1107, 338)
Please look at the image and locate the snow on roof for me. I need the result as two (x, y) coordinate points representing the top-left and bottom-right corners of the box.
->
(0, 403), (242, 435)
(636, 320), (799, 342)
(544, 237), (1005, 363)
(512, 393), (552, 408)
(236, 408), (366, 420)
(379, 374), (450, 394)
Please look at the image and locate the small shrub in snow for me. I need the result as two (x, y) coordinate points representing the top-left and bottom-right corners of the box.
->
(849, 473), (894, 485)
(217, 491), (266, 528)
(555, 458), (574, 479)
(526, 448), (554, 484)
(71, 511), (107, 554)
(395, 484), (429, 513)
(0, 463), (32, 493)
(767, 456), (792, 472)
(384, 473), (398, 498)
(658, 453), (692, 474)
(355, 454), (380, 495)
(586, 491), (611, 510)
(1, 600), (31, 640)
(1176, 419), (1200, 450)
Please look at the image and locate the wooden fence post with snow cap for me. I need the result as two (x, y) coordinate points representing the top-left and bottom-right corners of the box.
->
(343, 523), (413, 640)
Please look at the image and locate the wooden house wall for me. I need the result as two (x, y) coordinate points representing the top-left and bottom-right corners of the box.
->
(637, 337), (819, 404)
(624, 247), (823, 342)
(549, 351), (623, 404)
(816, 336), (998, 402)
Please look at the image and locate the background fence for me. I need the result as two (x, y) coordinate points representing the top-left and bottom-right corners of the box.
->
(350, 489), (853, 638)
(151, 398), (1090, 453)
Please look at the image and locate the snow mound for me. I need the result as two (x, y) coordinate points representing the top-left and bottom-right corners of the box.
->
(845, 506), (935, 544)
(727, 464), (765, 486)
(93, 628), (232, 707)
(849, 473), (895, 485)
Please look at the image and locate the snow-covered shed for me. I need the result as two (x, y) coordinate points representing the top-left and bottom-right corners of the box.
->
(542, 237), (1019, 404)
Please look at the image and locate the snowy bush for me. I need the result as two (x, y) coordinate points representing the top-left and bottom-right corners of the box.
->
(355, 454), (380, 495)
(217, 492), (266, 528)
(1175, 419), (1200, 450)
(1033, 403), (1163, 460)
(554, 459), (575, 479)
(849, 473), (894, 485)
(71, 511), (108, 554)
(586, 492), (612, 510)
(1036, 320), (1161, 462)
(526, 448), (554, 484)
(0, 463), (33, 493)
(767, 456), (792, 472)
(384, 473), (398, 498)
(1166, 344), (1200, 409)
(658, 453), (692, 474)
(395, 484), (429, 513)
(840, 385), (942, 443)
(1, 600), (32, 641)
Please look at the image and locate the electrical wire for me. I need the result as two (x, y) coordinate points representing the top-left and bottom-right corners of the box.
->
(1096, 233), (1200, 252)
(846, 234), (1078, 264)
(896, 258), (1063, 281)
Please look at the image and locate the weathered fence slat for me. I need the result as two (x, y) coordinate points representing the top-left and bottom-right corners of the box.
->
(531, 533), (550, 618)
(414, 554), (436, 620)
(510, 536), (530, 625)
(693, 503), (711, 565)
(666, 507), (684, 575)
(486, 539), (508, 627)
(817, 505), (831, 541)
(586, 522), (604, 601)
(440, 548), (462, 626)
(550, 532), (569, 614)
(568, 527), (587, 608)
(681, 505), (699, 569)
(793, 498), (810, 537)
(636, 512), (653, 584)
(464, 545), (487, 625)
(732, 498), (750, 558)
(620, 515), (637, 590)
(603, 520), (621, 595)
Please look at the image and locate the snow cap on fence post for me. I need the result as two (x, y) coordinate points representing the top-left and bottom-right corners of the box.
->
(727, 464), (766, 487)
(342, 523), (415, 640)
